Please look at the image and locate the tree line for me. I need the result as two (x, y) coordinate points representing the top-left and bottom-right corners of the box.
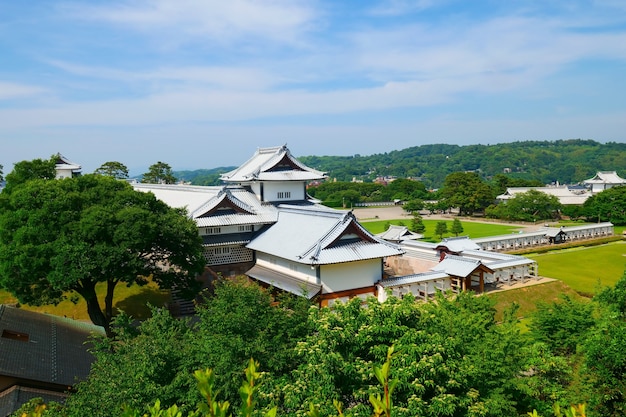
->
(297, 139), (626, 189)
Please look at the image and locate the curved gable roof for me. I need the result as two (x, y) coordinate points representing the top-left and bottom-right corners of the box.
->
(247, 206), (403, 264)
(193, 188), (256, 218)
(220, 145), (326, 183)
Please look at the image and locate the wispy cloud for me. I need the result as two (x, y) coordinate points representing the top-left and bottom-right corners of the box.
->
(61, 0), (320, 46)
(0, 82), (47, 100)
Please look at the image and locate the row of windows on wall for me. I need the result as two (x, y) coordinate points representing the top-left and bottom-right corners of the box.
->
(203, 225), (253, 235)
(277, 191), (291, 199)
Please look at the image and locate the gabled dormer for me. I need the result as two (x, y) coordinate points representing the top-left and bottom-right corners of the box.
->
(193, 188), (256, 218)
(220, 145), (326, 203)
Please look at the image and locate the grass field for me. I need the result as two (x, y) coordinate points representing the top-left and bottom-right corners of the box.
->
(486, 280), (587, 323)
(361, 218), (522, 240)
(527, 241), (626, 295)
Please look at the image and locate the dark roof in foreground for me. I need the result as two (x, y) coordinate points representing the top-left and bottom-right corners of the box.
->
(0, 305), (104, 387)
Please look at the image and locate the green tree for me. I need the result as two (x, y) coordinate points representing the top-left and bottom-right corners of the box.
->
(440, 172), (494, 215)
(95, 161), (130, 179)
(0, 163), (3, 183)
(60, 280), (311, 416)
(279, 293), (533, 417)
(191, 279), (311, 405)
(450, 218), (464, 236)
(500, 190), (563, 222)
(410, 213), (426, 233)
(435, 220), (448, 240)
(582, 186), (626, 225)
(580, 273), (626, 416)
(529, 295), (594, 356)
(385, 178), (428, 201)
(142, 161), (178, 184)
(0, 174), (205, 334)
(402, 198), (424, 214)
(63, 308), (197, 416)
(3, 155), (56, 192)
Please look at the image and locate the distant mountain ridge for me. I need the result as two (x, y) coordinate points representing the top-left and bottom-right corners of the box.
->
(176, 140), (626, 188)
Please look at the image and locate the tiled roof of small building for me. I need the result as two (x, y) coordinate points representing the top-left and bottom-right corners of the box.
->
(0, 305), (104, 387)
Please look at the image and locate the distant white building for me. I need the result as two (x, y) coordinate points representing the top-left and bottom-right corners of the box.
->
(583, 171), (626, 193)
(496, 186), (591, 206)
(54, 154), (81, 179)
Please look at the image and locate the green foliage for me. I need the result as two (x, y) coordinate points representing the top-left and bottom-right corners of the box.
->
(529, 295), (594, 355)
(3, 155), (56, 192)
(410, 213), (426, 233)
(450, 218), (464, 236)
(492, 173), (544, 195)
(175, 167), (236, 186)
(487, 190), (563, 222)
(440, 171), (494, 215)
(142, 161), (178, 184)
(581, 185), (626, 225)
(94, 161), (130, 179)
(60, 280), (311, 416)
(297, 140), (624, 188)
(435, 220), (448, 239)
(278, 292), (539, 416)
(0, 174), (205, 332)
(402, 199), (424, 214)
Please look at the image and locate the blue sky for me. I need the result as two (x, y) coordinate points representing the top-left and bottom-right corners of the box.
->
(1, 0), (625, 175)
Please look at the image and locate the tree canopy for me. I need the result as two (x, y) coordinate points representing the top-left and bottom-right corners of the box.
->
(3, 155), (57, 192)
(581, 185), (626, 225)
(94, 161), (129, 179)
(440, 171), (495, 215)
(0, 173), (205, 334)
(486, 189), (563, 222)
(141, 161), (178, 184)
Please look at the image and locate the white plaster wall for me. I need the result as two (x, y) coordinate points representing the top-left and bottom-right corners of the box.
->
(255, 254), (318, 284)
(320, 259), (381, 293)
(262, 181), (305, 202)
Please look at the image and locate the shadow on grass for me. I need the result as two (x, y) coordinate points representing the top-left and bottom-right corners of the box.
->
(114, 286), (170, 320)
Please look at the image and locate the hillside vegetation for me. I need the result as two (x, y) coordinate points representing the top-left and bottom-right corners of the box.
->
(298, 139), (625, 188)
(174, 140), (625, 189)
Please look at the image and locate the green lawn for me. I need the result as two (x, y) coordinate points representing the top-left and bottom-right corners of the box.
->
(362, 218), (522, 240)
(0, 281), (169, 322)
(527, 241), (626, 296)
(486, 280), (586, 323)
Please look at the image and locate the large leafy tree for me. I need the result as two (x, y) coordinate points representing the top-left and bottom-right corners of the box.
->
(278, 293), (539, 417)
(94, 161), (129, 179)
(489, 189), (563, 222)
(0, 174), (205, 334)
(60, 280), (311, 417)
(3, 155), (57, 192)
(440, 171), (494, 215)
(141, 161), (178, 184)
(582, 185), (626, 225)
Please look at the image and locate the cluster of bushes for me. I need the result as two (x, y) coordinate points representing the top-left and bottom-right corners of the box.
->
(15, 274), (626, 417)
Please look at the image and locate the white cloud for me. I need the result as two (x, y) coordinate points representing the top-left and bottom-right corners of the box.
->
(62, 0), (319, 46)
(0, 82), (46, 100)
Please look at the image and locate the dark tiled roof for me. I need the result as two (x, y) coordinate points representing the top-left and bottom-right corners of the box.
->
(0, 305), (104, 387)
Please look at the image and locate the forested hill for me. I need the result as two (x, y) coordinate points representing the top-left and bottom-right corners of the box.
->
(298, 139), (626, 188)
(177, 140), (625, 188)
